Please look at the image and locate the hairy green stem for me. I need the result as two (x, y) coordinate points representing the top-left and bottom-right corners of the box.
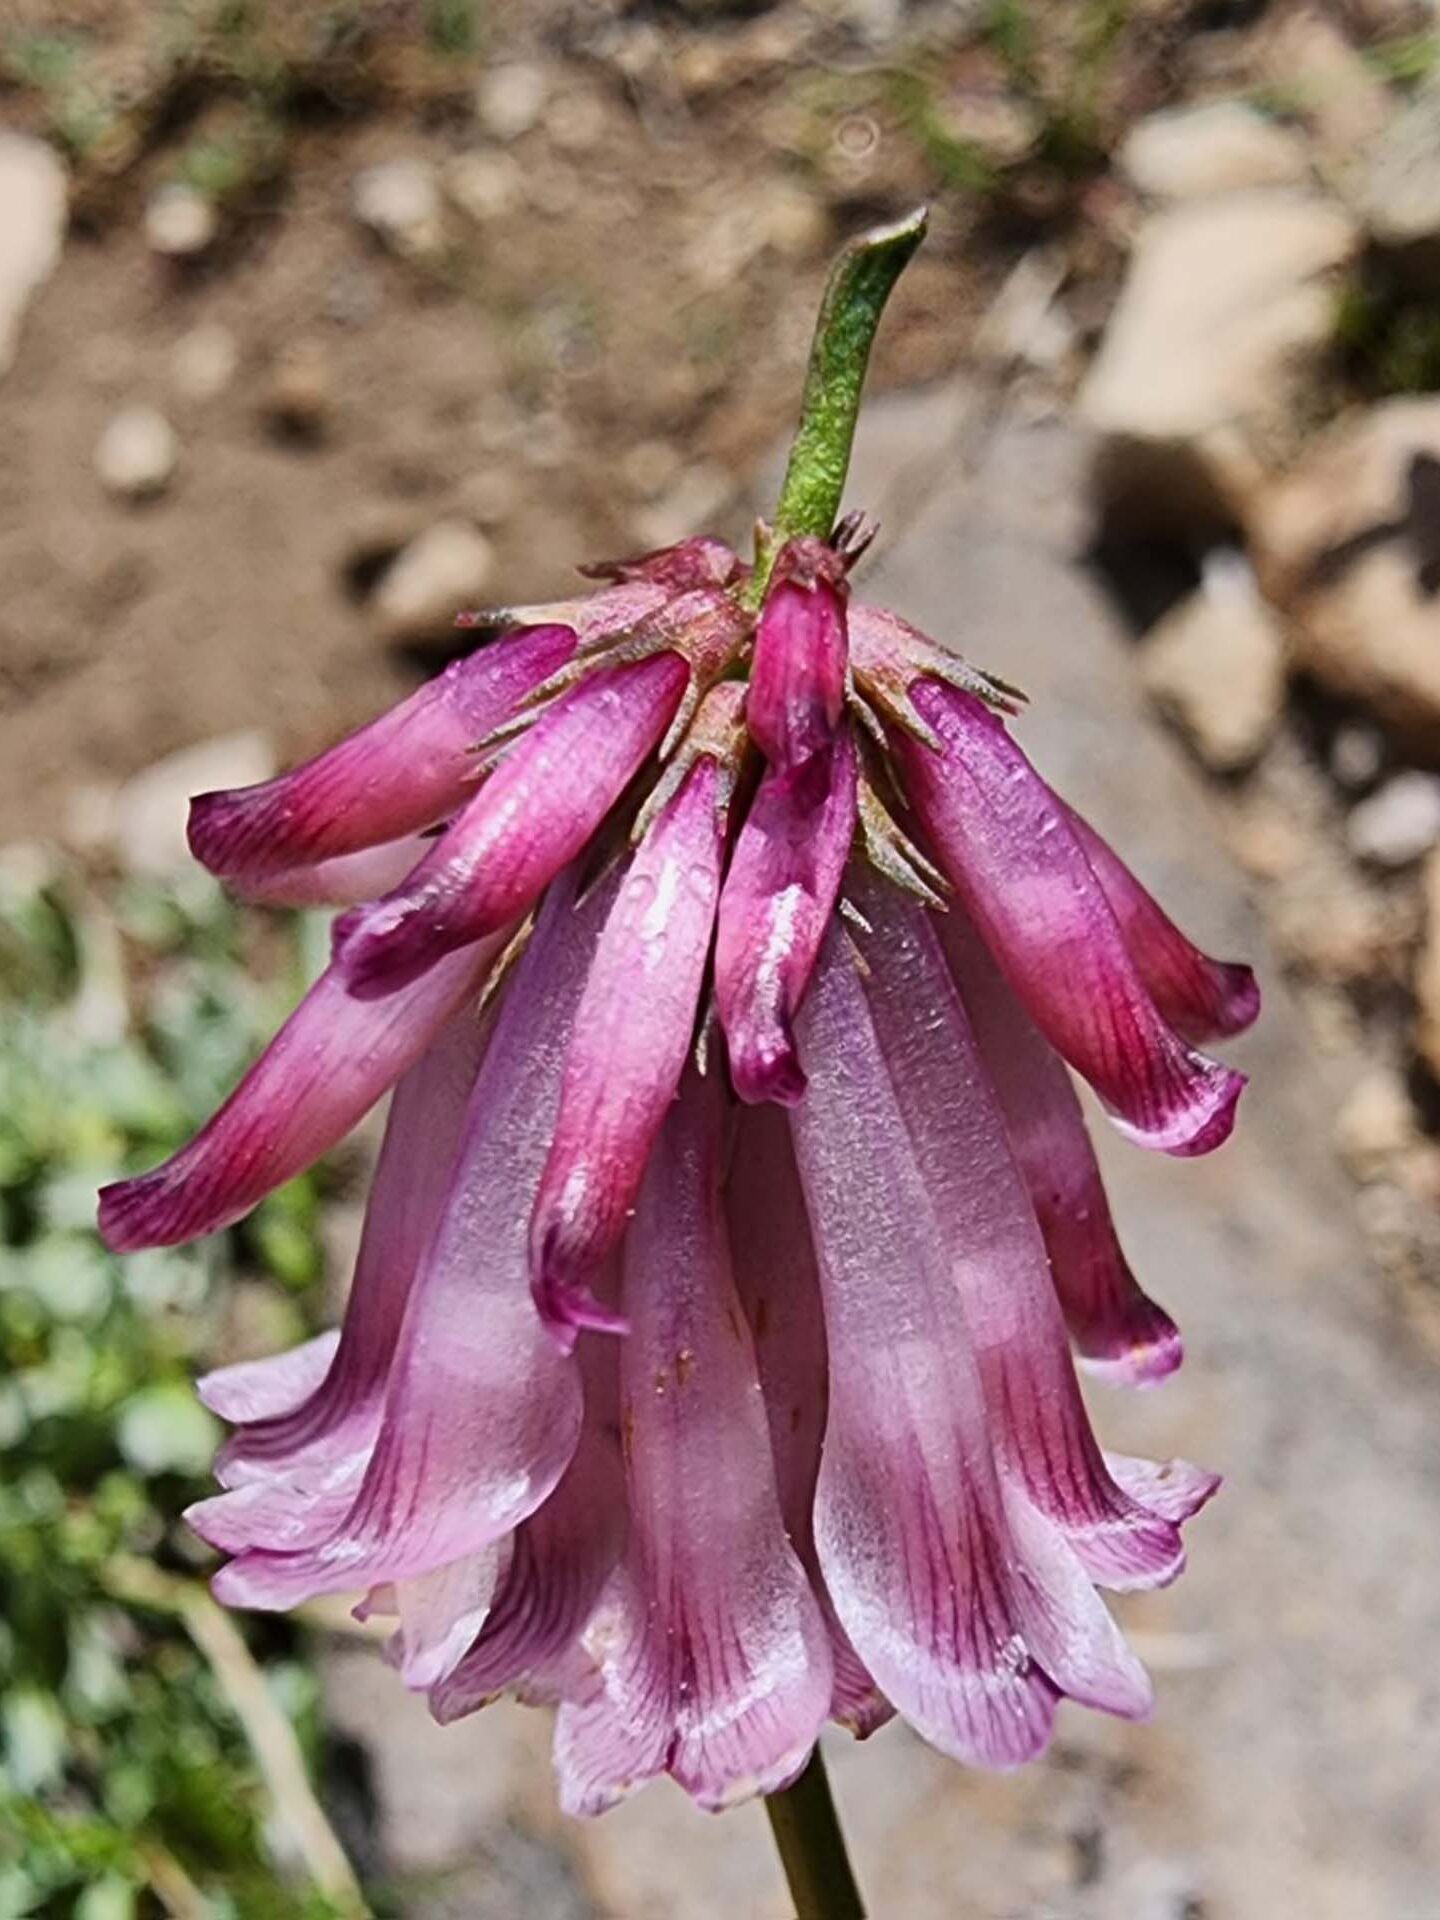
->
(764, 1747), (866, 1919)
(745, 206), (928, 607)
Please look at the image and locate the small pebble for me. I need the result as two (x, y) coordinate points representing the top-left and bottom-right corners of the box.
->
(476, 63), (548, 141)
(95, 405), (178, 500)
(1346, 771), (1440, 869)
(145, 183), (217, 258)
(170, 321), (238, 401)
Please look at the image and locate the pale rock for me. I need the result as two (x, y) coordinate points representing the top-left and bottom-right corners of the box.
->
(170, 321), (238, 400)
(761, 179), (829, 260)
(351, 159), (444, 260)
(1121, 101), (1311, 202)
(444, 149), (522, 223)
(1140, 556), (1286, 772)
(373, 520), (495, 639)
(546, 87), (606, 154)
(0, 133), (67, 378)
(476, 62), (548, 141)
(1259, 8), (1391, 160)
(1415, 848), (1440, 1076)
(144, 182), (217, 258)
(1348, 75), (1440, 260)
(630, 462), (732, 551)
(261, 338), (333, 440)
(937, 91), (1039, 167)
(1079, 191), (1358, 529)
(1335, 1069), (1417, 1182)
(1250, 398), (1440, 746)
(458, 466), (520, 526)
(113, 731), (274, 874)
(1227, 807), (1308, 881)
(1346, 771), (1440, 868)
(94, 405), (179, 500)
(621, 438), (683, 501)
(1330, 723), (1385, 791)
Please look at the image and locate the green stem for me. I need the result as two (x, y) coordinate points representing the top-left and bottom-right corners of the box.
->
(745, 205), (928, 607)
(764, 1748), (866, 1919)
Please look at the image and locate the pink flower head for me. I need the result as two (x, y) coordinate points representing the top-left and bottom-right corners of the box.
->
(101, 517), (1253, 1814)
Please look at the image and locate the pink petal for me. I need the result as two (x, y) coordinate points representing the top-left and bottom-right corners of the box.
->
(98, 935), (505, 1253)
(855, 882), (1191, 1593)
(385, 1544), (513, 1691)
(215, 1007), (489, 1491)
(727, 1103), (892, 1738)
(189, 625), (576, 885)
(791, 930), (1152, 1765)
(715, 727), (858, 1106)
(897, 683), (1245, 1157)
(1065, 805), (1260, 1044)
(747, 538), (848, 771)
(229, 834), (432, 909)
(938, 906), (1181, 1388)
(429, 1335), (625, 1722)
(578, 535), (742, 592)
(332, 654), (689, 994)
(553, 1069), (832, 1815)
(197, 1332), (339, 1424)
(1106, 1452), (1221, 1524)
(207, 874), (609, 1610)
(529, 759), (726, 1351)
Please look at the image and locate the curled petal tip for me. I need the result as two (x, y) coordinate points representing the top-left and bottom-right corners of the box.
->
(728, 1035), (807, 1109)
(534, 1275), (630, 1354)
(97, 1171), (179, 1253)
(1107, 1061), (1247, 1159)
(1078, 1322), (1184, 1390)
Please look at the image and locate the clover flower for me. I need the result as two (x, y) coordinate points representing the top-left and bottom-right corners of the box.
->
(99, 212), (1254, 1872)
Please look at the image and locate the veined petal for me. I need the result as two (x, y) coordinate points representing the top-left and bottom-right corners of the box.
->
(1106, 1452), (1221, 1524)
(790, 933), (1061, 1767)
(1065, 804), (1260, 1045)
(715, 727), (858, 1106)
(430, 1335), (625, 1722)
(385, 1543), (513, 1691)
(748, 538), (848, 771)
(189, 625), (576, 884)
(854, 881), (1190, 1593)
(229, 833), (432, 909)
(727, 1104), (891, 1738)
(98, 935), (505, 1253)
(197, 1332), (339, 1424)
(938, 907), (1181, 1387)
(332, 655), (689, 994)
(530, 759), (727, 1351)
(553, 1069), (832, 1815)
(897, 683), (1245, 1157)
(577, 535), (742, 592)
(209, 874), (609, 1611)
(215, 1007), (489, 1491)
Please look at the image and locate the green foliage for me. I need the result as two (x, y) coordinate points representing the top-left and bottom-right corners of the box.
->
(0, 855), (349, 1915)
(1335, 268), (1440, 398)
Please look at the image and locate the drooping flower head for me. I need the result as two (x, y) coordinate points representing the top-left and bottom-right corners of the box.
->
(99, 210), (1255, 1821)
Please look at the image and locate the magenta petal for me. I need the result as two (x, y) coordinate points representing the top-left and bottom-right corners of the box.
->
(189, 625), (576, 885)
(197, 1332), (339, 1424)
(208, 875), (610, 1610)
(553, 1070), (832, 1815)
(529, 760), (726, 1350)
(790, 934), (1062, 1768)
(855, 884), (1190, 1593)
(897, 683), (1245, 1158)
(216, 1007), (488, 1491)
(229, 834), (432, 909)
(728, 1104), (892, 1738)
(429, 1337), (625, 1722)
(98, 935), (504, 1253)
(938, 907), (1182, 1387)
(747, 539), (848, 772)
(1065, 805), (1260, 1044)
(715, 728), (858, 1106)
(332, 655), (689, 994)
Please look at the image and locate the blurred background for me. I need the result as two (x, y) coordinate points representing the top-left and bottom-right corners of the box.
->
(4, 0), (1440, 1914)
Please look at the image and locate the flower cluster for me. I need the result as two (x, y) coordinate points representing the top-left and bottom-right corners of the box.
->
(100, 524), (1254, 1814)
